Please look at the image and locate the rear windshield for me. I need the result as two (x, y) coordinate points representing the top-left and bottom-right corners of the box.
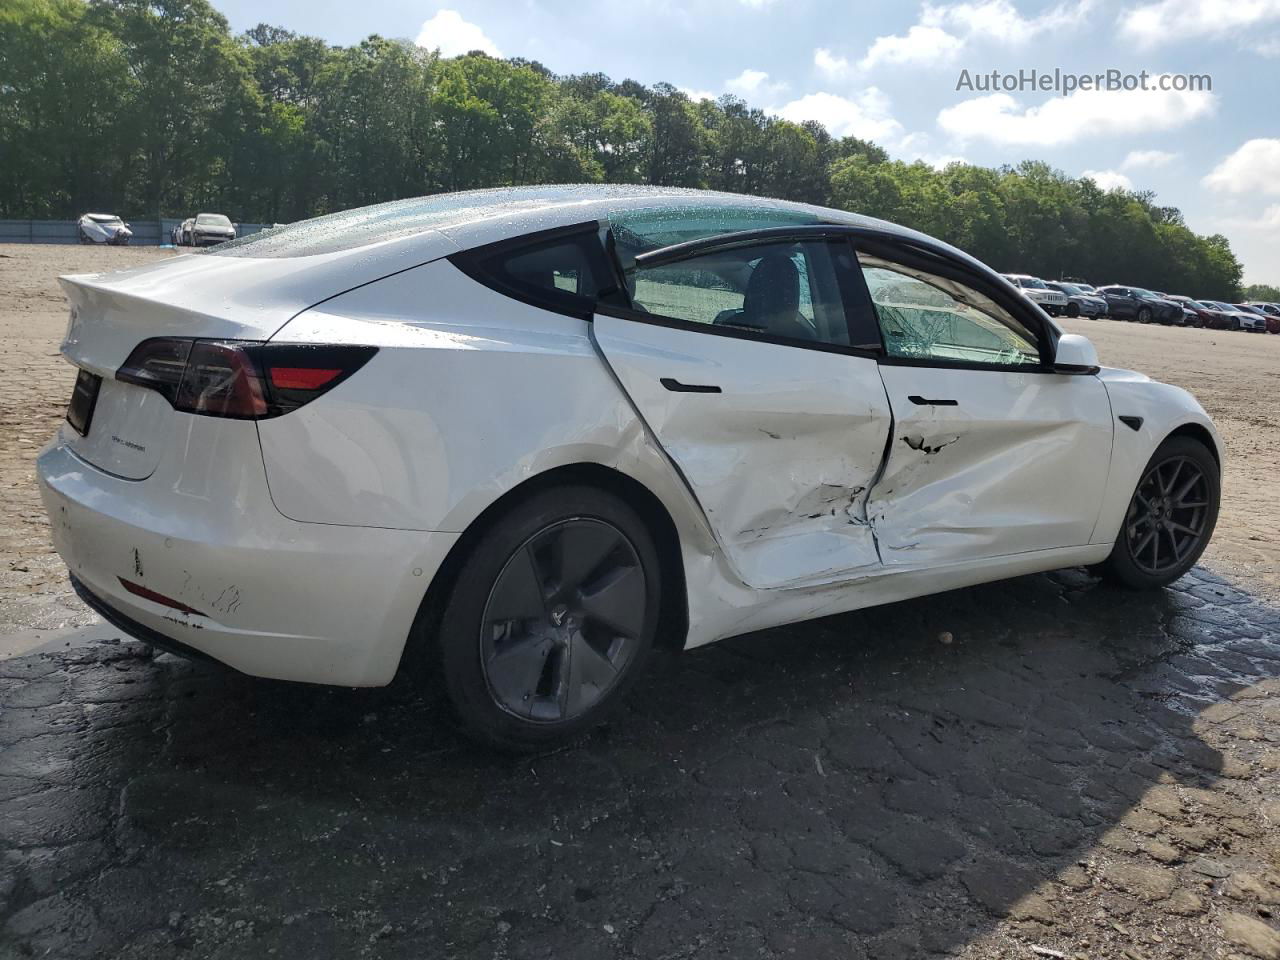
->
(208, 188), (600, 259)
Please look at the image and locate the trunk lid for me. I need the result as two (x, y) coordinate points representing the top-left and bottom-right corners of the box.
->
(54, 239), (453, 479)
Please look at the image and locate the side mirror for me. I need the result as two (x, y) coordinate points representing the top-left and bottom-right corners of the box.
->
(1054, 333), (1100, 375)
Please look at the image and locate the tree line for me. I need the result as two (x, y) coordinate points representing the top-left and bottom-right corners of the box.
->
(0, 0), (1247, 299)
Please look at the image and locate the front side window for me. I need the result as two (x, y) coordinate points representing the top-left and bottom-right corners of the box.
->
(861, 255), (1041, 367)
(628, 240), (855, 348)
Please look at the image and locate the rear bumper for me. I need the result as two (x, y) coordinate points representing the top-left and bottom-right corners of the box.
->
(72, 575), (220, 665)
(38, 432), (458, 687)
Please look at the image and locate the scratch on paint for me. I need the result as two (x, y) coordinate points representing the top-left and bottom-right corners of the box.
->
(901, 434), (959, 455)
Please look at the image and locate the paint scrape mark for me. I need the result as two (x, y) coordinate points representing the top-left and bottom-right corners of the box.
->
(901, 434), (959, 454)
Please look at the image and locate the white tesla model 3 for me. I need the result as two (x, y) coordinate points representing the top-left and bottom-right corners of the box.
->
(39, 186), (1222, 748)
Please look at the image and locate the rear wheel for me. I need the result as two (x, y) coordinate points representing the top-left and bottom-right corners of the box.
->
(1100, 436), (1219, 589)
(435, 485), (661, 751)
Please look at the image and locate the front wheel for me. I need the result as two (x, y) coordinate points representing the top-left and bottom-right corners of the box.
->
(1136, 306), (1152, 324)
(1066, 303), (1081, 318)
(434, 485), (662, 751)
(1099, 436), (1219, 589)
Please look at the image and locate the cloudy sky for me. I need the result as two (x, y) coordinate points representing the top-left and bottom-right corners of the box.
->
(213, 0), (1280, 282)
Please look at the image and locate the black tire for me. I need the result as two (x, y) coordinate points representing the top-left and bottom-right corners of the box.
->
(1099, 436), (1219, 590)
(1231, 319), (1241, 331)
(435, 485), (662, 751)
(1136, 306), (1152, 324)
(1066, 303), (1080, 318)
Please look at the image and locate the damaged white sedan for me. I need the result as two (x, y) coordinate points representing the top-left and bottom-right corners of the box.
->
(39, 186), (1222, 749)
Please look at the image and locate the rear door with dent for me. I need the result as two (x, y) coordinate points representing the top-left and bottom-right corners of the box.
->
(592, 229), (893, 590)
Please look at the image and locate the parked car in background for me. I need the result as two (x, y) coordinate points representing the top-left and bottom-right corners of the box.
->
(1201, 301), (1265, 332)
(37, 185), (1223, 749)
(1045, 281), (1108, 318)
(1160, 295), (1213, 328)
(1096, 286), (1183, 324)
(1241, 303), (1280, 334)
(1002, 274), (1069, 316)
(77, 213), (132, 245)
(189, 213), (237, 246)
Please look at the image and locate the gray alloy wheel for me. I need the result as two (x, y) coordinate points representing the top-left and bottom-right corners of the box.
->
(1123, 455), (1211, 577)
(1100, 435), (1219, 590)
(432, 483), (662, 751)
(480, 518), (646, 723)
(1137, 306), (1152, 323)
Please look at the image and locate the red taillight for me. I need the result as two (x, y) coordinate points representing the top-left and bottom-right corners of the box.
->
(177, 341), (269, 418)
(117, 339), (376, 419)
(268, 367), (342, 390)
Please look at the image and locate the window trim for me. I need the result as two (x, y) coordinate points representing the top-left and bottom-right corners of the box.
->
(610, 231), (879, 358)
(448, 220), (614, 321)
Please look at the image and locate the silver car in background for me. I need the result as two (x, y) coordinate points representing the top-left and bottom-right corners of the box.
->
(189, 213), (237, 247)
(1045, 281), (1108, 318)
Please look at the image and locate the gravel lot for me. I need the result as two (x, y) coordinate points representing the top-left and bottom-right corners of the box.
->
(1, 244), (1279, 959)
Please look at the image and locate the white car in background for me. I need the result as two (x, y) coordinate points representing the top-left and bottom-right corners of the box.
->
(189, 213), (237, 246)
(77, 213), (132, 245)
(1003, 273), (1070, 316)
(40, 186), (1222, 749)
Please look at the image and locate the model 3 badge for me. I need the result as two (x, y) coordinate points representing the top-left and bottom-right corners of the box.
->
(111, 435), (146, 453)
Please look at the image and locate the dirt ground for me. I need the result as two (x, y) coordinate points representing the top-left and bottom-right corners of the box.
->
(2, 244), (1280, 960)
(1, 243), (1276, 635)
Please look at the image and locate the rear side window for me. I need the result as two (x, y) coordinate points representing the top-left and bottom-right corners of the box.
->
(449, 224), (615, 319)
(629, 239), (856, 349)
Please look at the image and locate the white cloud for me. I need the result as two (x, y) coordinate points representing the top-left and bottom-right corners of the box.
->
(814, 48), (853, 80)
(1122, 149), (1178, 169)
(859, 25), (965, 69)
(937, 81), (1216, 146)
(776, 89), (905, 141)
(1218, 204), (1280, 230)
(860, 0), (1095, 70)
(738, 0), (779, 7)
(1251, 36), (1280, 55)
(678, 87), (718, 102)
(1082, 169), (1135, 191)
(1202, 138), (1280, 195)
(726, 69), (788, 100)
(414, 9), (501, 57)
(1119, 0), (1280, 49)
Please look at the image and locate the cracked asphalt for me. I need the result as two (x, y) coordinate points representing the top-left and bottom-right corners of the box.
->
(3, 567), (1280, 959)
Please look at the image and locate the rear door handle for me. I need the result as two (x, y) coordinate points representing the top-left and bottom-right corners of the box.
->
(907, 395), (958, 406)
(661, 377), (721, 394)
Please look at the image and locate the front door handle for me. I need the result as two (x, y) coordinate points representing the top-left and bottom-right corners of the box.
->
(907, 395), (958, 406)
(661, 377), (721, 394)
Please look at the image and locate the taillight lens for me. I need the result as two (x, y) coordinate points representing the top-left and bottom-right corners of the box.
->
(117, 339), (376, 419)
